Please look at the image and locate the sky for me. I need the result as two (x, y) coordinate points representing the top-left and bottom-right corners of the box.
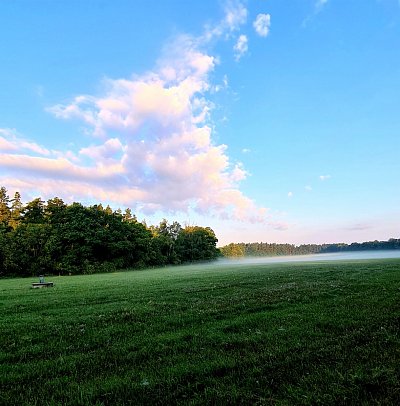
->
(0, 0), (399, 246)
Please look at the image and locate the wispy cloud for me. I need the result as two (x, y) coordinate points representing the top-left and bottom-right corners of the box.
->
(302, 0), (329, 27)
(253, 14), (271, 37)
(344, 223), (373, 231)
(269, 221), (290, 231)
(203, 0), (247, 41)
(315, 0), (329, 12)
(0, 128), (50, 156)
(224, 0), (248, 32)
(319, 175), (331, 181)
(233, 34), (248, 61)
(0, 2), (270, 224)
(288, 191), (294, 198)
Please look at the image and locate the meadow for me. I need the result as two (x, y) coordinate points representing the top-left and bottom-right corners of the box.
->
(1, 259), (399, 405)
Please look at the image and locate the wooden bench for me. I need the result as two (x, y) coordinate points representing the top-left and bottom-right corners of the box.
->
(32, 282), (54, 288)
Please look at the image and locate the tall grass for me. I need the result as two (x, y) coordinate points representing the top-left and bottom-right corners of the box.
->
(1, 259), (399, 405)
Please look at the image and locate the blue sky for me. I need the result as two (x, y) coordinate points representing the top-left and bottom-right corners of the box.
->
(0, 0), (399, 245)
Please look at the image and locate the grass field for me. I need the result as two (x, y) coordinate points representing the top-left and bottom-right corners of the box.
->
(1, 259), (400, 405)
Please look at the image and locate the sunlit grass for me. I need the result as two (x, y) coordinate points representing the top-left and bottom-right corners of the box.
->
(1, 259), (400, 405)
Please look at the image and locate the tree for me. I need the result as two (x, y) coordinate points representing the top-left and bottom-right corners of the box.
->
(45, 203), (100, 274)
(123, 208), (137, 223)
(0, 224), (9, 275)
(23, 198), (45, 224)
(176, 226), (219, 262)
(104, 205), (113, 215)
(9, 191), (23, 230)
(220, 243), (245, 257)
(0, 187), (11, 226)
(45, 197), (66, 223)
(43, 202), (153, 274)
(0, 188), (223, 276)
(7, 223), (51, 276)
(154, 219), (182, 264)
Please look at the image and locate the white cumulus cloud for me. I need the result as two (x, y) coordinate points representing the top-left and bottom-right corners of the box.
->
(253, 13), (271, 37)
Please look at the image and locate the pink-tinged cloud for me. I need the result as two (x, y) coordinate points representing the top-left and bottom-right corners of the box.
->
(268, 221), (290, 231)
(0, 153), (124, 183)
(0, 176), (147, 207)
(344, 223), (372, 231)
(80, 138), (125, 161)
(0, 1), (273, 225)
(0, 128), (50, 156)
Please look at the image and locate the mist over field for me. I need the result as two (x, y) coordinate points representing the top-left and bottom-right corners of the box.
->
(216, 250), (400, 266)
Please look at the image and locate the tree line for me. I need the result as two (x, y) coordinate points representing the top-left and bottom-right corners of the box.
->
(220, 239), (400, 257)
(0, 187), (219, 277)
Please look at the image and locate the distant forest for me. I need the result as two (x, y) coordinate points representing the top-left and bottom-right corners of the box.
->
(220, 239), (400, 257)
(0, 187), (219, 277)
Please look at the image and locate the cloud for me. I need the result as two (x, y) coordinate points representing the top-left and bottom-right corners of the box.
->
(253, 14), (271, 37)
(0, 176), (146, 207)
(241, 148), (251, 154)
(0, 128), (50, 156)
(288, 192), (293, 198)
(268, 221), (289, 231)
(344, 223), (373, 231)
(319, 175), (331, 181)
(224, 0), (248, 32)
(234, 34), (248, 61)
(315, 0), (329, 12)
(305, 185), (312, 191)
(0, 153), (124, 184)
(302, 0), (329, 27)
(79, 138), (125, 166)
(0, 3), (269, 224)
(203, 0), (248, 41)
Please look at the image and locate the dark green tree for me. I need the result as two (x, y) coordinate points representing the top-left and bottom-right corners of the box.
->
(154, 219), (182, 264)
(0, 224), (9, 275)
(45, 197), (66, 223)
(0, 187), (11, 226)
(9, 191), (23, 230)
(7, 223), (51, 275)
(176, 226), (219, 262)
(23, 198), (45, 224)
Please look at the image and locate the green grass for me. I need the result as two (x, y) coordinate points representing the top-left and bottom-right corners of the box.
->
(1, 259), (400, 405)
